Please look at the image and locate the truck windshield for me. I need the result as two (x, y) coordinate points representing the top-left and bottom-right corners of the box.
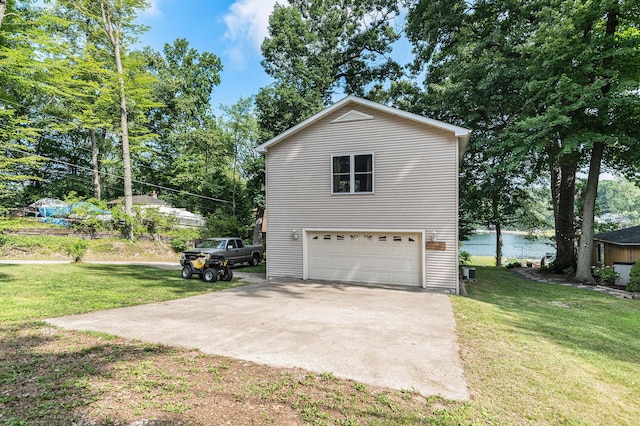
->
(197, 239), (226, 249)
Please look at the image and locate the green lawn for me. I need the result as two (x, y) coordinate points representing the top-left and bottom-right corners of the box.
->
(0, 262), (638, 424)
(0, 263), (245, 323)
(455, 265), (640, 424)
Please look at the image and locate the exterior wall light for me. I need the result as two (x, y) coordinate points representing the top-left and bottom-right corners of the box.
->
(292, 229), (299, 240)
(432, 230), (437, 242)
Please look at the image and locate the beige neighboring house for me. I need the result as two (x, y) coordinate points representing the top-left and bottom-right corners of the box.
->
(256, 96), (471, 293)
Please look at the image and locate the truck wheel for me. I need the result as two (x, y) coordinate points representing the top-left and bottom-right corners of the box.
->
(250, 253), (261, 266)
(202, 268), (218, 283)
(181, 266), (193, 279)
(220, 268), (233, 282)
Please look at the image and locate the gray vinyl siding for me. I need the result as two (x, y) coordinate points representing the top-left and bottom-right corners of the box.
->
(265, 105), (460, 292)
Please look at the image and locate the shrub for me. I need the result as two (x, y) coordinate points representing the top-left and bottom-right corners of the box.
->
(505, 261), (523, 269)
(66, 239), (88, 262)
(137, 208), (175, 240)
(73, 216), (108, 238)
(111, 206), (144, 239)
(592, 265), (620, 286)
(170, 235), (191, 253)
(459, 251), (471, 267)
(627, 260), (640, 292)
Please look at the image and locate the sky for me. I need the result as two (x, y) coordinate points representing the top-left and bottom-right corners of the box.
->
(136, 0), (282, 110)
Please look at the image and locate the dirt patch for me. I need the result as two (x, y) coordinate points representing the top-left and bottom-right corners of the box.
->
(0, 323), (444, 425)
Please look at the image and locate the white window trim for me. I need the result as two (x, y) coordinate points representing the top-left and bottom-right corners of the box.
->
(330, 152), (374, 194)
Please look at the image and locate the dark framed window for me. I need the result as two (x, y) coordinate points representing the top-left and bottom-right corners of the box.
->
(331, 153), (373, 194)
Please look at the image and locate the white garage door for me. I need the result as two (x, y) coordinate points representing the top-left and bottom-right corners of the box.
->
(307, 231), (422, 286)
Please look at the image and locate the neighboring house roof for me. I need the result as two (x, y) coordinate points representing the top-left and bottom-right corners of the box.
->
(107, 195), (171, 207)
(255, 95), (472, 163)
(594, 226), (640, 245)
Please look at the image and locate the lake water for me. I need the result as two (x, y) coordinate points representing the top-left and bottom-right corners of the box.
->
(460, 232), (556, 260)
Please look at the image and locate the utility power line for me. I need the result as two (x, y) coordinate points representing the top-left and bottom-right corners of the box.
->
(5, 146), (232, 204)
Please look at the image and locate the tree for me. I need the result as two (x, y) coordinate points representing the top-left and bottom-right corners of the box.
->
(96, 0), (144, 219)
(257, 0), (403, 134)
(0, 1), (70, 209)
(263, 0), (402, 102)
(405, 0), (640, 278)
(142, 38), (228, 216)
(220, 97), (263, 243)
(520, 1), (640, 282)
(56, 0), (151, 239)
(0, 0), (7, 28)
(6, 0), (158, 211)
(405, 0), (542, 265)
(597, 178), (640, 226)
(461, 132), (544, 266)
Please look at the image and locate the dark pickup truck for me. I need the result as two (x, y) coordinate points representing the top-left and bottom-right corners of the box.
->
(180, 237), (264, 268)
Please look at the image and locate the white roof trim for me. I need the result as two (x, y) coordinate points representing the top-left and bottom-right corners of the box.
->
(331, 109), (374, 124)
(255, 96), (472, 160)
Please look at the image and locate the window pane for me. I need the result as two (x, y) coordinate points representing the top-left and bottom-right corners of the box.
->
(354, 173), (372, 192)
(333, 156), (350, 173)
(334, 174), (350, 192)
(354, 154), (372, 173)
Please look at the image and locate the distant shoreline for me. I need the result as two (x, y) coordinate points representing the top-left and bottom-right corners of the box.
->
(473, 229), (554, 237)
(473, 229), (527, 236)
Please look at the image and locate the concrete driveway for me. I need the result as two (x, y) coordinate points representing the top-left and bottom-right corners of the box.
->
(47, 278), (469, 400)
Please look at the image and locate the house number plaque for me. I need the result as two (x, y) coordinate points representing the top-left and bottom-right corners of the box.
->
(425, 241), (446, 250)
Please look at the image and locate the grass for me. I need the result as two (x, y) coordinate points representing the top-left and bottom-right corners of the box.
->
(0, 264), (245, 323)
(1, 261), (639, 424)
(0, 217), (63, 231)
(455, 264), (640, 424)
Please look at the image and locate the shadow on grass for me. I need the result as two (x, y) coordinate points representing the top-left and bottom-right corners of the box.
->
(465, 266), (640, 364)
(0, 322), (186, 425)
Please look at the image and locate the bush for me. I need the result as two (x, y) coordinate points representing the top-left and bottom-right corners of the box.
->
(111, 206), (144, 239)
(137, 208), (175, 239)
(459, 251), (471, 267)
(592, 265), (620, 286)
(505, 261), (523, 269)
(627, 260), (640, 292)
(66, 239), (88, 262)
(170, 235), (191, 253)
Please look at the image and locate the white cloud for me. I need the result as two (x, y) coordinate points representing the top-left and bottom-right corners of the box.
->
(223, 0), (286, 66)
(139, 0), (163, 18)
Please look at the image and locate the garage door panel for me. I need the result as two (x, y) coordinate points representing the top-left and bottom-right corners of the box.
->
(307, 231), (422, 286)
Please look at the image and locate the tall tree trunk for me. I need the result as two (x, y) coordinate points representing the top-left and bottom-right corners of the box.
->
(495, 222), (503, 267)
(90, 129), (101, 200)
(100, 0), (133, 239)
(575, 9), (617, 282)
(252, 206), (264, 246)
(550, 156), (577, 271)
(575, 142), (605, 282)
(114, 44), (133, 218)
(0, 0), (7, 29)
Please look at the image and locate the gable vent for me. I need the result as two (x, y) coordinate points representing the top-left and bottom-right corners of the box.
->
(331, 109), (374, 124)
